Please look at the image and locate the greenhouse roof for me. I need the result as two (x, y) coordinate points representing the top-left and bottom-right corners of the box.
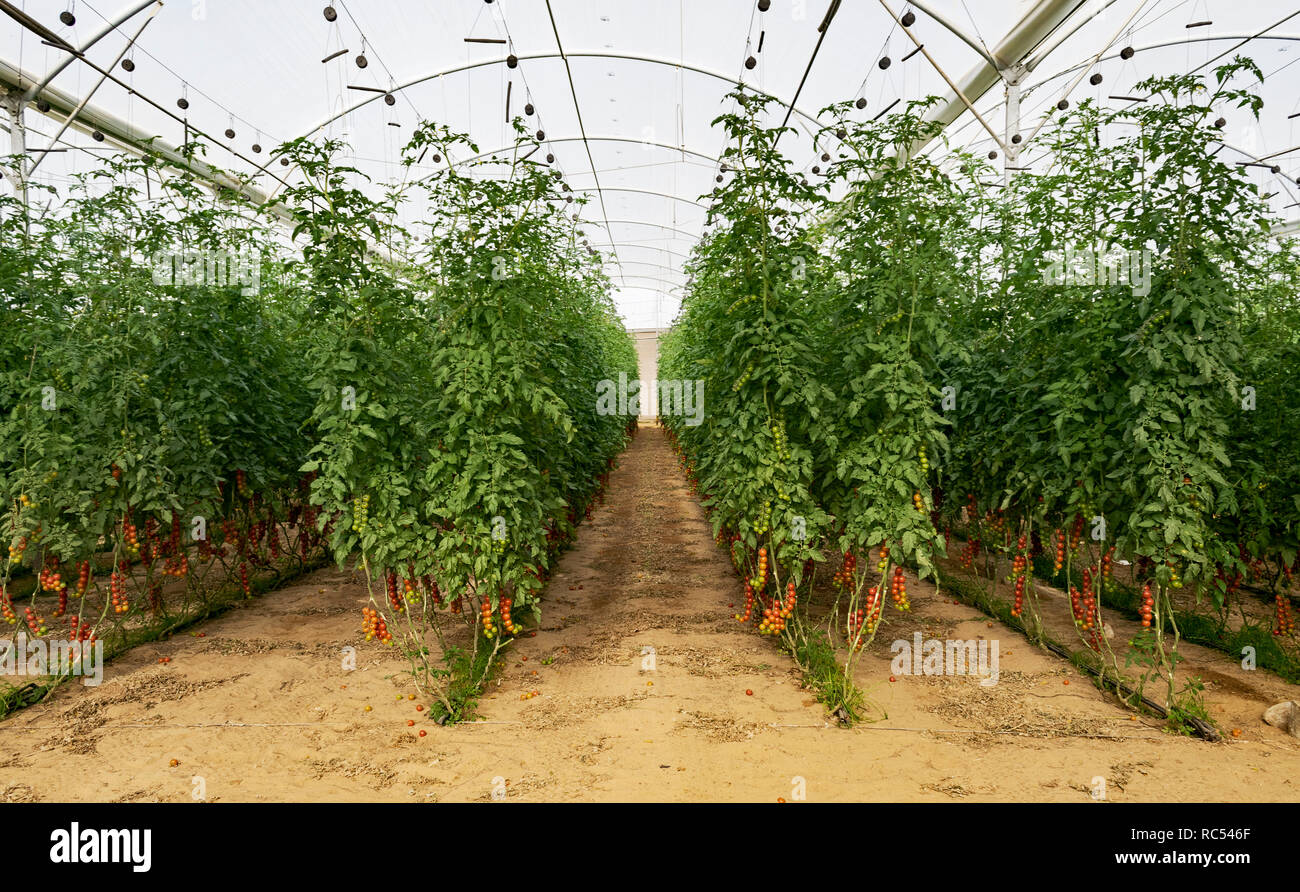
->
(3, 0), (1299, 328)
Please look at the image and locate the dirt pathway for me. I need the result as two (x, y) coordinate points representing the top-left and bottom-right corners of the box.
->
(2, 426), (1298, 802)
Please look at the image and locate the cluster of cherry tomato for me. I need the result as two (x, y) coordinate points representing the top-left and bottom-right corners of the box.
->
(731, 362), (755, 392)
(39, 564), (69, 618)
(38, 564), (63, 592)
(1166, 562), (1182, 589)
(889, 566), (909, 611)
(1070, 574), (1101, 649)
(122, 516), (141, 559)
(66, 615), (95, 643)
(362, 606), (392, 644)
(500, 595), (519, 636)
(1100, 547), (1114, 589)
(759, 581), (796, 636)
(735, 580), (756, 623)
(1274, 593), (1295, 637)
(958, 538), (979, 571)
(424, 576), (443, 607)
(1009, 537), (1028, 618)
(162, 553), (190, 578)
(110, 569), (129, 614)
(350, 493), (371, 533)
(23, 606), (46, 635)
(770, 416), (789, 462)
(831, 550), (856, 590)
(1, 585), (15, 625)
(848, 585), (883, 645)
(1140, 581), (1155, 629)
(385, 570), (403, 613)
(752, 547), (769, 591)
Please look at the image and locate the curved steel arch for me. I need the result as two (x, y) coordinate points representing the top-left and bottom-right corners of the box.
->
(275, 50), (829, 154)
(612, 274), (684, 290)
(588, 242), (692, 261)
(581, 219), (701, 240)
(457, 136), (721, 167)
(601, 259), (686, 275)
(574, 186), (707, 209)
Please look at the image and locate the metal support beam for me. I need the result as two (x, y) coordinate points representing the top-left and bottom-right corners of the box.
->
(0, 57), (292, 224)
(603, 260), (687, 277)
(907, 0), (1085, 160)
(612, 275), (684, 292)
(0, 86), (26, 201)
(588, 242), (691, 260)
(1004, 75), (1021, 185)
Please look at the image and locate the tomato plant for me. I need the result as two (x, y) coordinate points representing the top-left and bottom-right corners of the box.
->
(0, 146), (323, 715)
(281, 121), (636, 721)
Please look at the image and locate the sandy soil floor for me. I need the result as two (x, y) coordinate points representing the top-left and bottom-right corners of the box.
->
(2, 426), (1298, 802)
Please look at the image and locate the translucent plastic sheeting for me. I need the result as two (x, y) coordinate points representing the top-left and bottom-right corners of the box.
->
(4, 1), (1299, 329)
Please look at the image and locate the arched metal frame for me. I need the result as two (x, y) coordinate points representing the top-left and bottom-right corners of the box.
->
(570, 186), (707, 209)
(613, 274), (684, 289)
(589, 243), (692, 261)
(18, 1), (1298, 297)
(602, 259), (687, 276)
(456, 136), (721, 168)
(580, 219), (700, 240)
(245, 53), (759, 294)
(272, 50), (831, 162)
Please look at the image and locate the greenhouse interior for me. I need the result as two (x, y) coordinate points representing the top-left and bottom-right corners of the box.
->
(2, 0), (1300, 826)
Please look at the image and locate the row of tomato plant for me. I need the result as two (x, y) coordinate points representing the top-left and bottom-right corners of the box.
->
(661, 59), (1299, 726)
(281, 122), (636, 720)
(0, 119), (636, 720)
(0, 145), (326, 715)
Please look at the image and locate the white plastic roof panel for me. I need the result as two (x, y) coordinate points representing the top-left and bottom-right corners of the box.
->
(4, 1), (1300, 328)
